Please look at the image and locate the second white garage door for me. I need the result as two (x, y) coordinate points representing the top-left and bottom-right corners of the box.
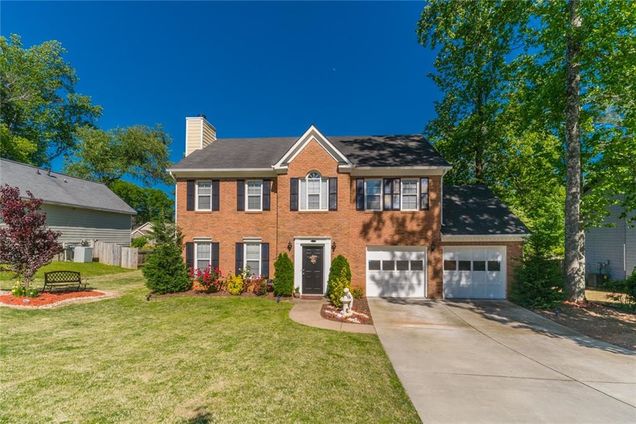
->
(366, 247), (427, 298)
(443, 246), (506, 299)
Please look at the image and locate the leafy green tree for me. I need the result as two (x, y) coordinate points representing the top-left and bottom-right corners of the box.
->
(65, 125), (172, 186)
(109, 180), (173, 224)
(142, 218), (191, 294)
(0, 34), (101, 165)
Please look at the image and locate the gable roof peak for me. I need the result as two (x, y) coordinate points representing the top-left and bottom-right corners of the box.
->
(273, 125), (351, 169)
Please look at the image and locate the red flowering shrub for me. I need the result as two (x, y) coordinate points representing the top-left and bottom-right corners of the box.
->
(190, 265), (223, 293)
(244, 276), (268, 295)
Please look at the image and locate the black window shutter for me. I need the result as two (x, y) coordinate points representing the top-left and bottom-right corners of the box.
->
(212, 180), (220, 211)
(420, 177), (430, 210)
(383, 179), (392, 211)
(236, 180), (245, 211)
(185, 242), (194, 269)
(328, 177), (338, 211)
(235, 242), (244, 274)
(263, 180), (271, 211)
(186, 180), (195, 211)
(261, 243), (269, 278)
(290, 178), (299, 211)
(356, 179), (365, 211)
(211, 242), (219, 270)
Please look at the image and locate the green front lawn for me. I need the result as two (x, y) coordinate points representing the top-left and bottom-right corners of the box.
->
(0, 261), (133, 286)
(0, 271), (419, 423)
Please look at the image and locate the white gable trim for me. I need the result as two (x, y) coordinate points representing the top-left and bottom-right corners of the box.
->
(273, 125), (351, 169)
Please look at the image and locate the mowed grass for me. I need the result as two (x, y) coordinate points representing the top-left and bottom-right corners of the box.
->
(0, 271), (420, 423)
(0, 261), (133, 286)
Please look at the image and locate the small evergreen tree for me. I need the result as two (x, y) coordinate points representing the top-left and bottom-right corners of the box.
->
(0, 185), (62, 288)
(273, 252), (294, 296)
(327, 255), (351, 296)
(510, 255), (565, 309)
(142, 218), (191, 294)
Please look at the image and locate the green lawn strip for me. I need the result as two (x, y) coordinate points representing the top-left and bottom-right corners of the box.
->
(0, 261), (135, 288)
(0, 274), (420, 423)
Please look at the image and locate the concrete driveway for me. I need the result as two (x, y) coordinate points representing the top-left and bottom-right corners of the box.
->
(369, 299), (636, 424)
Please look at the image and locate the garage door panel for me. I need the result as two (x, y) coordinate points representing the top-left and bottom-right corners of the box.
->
(366, 247), (427, 298)
(443, 246), (506, 299)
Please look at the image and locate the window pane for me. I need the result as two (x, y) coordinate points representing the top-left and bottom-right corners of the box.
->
(247, 195), (261, 210)
(402, 195), (417, 210)
(196, 243), (210, 270)
(366, 195), (381, 210)
(366, 179), (381, 195)
(420, 193), (429, 210)
(307, 178), (321, 194)
(410, 260), (424, 271)
(487, 261), (501, 271)
(321, 179), (329, 209)
(246, 243), (260, 260)
(396, 260), (409, 271)
(382, 260), (395, 271)
(308, 194), (320, 209)
(197, 259), (210, 270)
(197, 181), (211, 194)
(299, 179), (307, 210)
(368, 260), (381, 270)
(197, 196), (211, 210)
(458, 260), (471, 271)
(246, 260), (260, 274)
(444, 260), (457, 271)
(473, 261), (486, 271)
(402, 180), (417, 194)
(247, 180), (262, 195)
(392, 194), (400, 210)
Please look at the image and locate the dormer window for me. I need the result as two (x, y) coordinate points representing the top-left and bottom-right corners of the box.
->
(300, 171), (328, 211)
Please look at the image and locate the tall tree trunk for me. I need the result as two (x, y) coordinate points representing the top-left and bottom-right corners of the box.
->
(564, 0), (585, 302)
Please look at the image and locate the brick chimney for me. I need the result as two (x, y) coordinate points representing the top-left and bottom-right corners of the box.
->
(185, 115), (216, 156)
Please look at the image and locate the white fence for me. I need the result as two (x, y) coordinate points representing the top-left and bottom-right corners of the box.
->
(93, 241), (138, 269)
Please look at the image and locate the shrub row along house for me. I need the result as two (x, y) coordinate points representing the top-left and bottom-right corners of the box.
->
(0, 158), (136, 249)
(169, 116), (528, 299)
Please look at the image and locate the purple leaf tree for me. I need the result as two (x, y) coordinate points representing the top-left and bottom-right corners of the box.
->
(0, 185), (62, 287)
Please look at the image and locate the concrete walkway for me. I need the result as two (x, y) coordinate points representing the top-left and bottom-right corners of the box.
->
(369, 298), (636, 424)
(289, 300), (376, 334)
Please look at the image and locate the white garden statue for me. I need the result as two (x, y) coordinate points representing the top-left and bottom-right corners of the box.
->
(340, 288), (354, 317)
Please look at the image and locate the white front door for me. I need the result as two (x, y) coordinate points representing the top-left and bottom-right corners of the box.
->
(443, 246), (506, 299)
(365, 246), (427, 298)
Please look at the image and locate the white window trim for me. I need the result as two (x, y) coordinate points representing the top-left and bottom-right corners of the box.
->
(300, 172), (328, 211)
(243, 242), (262, 276)
(364, 178), (383, 211)
(400, 179), (419, 211)
(195, 180), (212, 211)
(245, 179), (263, 211)
(194, 241), (212, 270)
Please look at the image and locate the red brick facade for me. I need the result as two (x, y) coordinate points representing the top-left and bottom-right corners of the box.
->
(176, 138), (522, 298)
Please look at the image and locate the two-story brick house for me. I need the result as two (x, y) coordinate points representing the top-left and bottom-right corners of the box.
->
(169, 116), (528, 299)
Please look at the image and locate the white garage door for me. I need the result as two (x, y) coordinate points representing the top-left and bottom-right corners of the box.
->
(443, 246), (506, 299)
(366, 247), (427, 298)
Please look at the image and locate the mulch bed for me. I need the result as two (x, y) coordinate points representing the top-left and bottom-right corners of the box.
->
(536, 301), (636, 351)
(0, 290), (107, 308)
(321, 297), (373, 325)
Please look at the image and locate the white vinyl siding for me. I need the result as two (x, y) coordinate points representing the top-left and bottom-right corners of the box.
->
(195, 242), (212, 270)
(196, 180), (212, 211)
(246, 180), (263, 211)
(365, 179), (382, 211)
(244, 242), (261, 276)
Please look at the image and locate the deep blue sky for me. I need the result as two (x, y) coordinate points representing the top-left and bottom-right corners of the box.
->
(2, 1), (439, 190)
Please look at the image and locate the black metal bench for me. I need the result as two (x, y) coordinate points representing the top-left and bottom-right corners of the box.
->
(42, 271), (86, 292)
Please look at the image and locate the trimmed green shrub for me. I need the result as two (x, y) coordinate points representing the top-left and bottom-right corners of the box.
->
(142, 219), (191, 294)
(131, 236), (149, 249)
(351, 287), (364, 299)
(601, 269), (636, 310)
(510, 255), (565, 309)
(226, 273), (244, 296)
(329, 275), (351, 308)
(327, 255), (351, 296)
(273, 252), (294, 296)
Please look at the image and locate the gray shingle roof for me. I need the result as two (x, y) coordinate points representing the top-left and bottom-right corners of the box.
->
(0, 158), (136, 215)
(170, 134), (450, 170)
(443, 185), (528, 236)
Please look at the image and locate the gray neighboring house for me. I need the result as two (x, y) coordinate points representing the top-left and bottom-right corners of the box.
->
(0, 158), (136, 247)
(585, 205), (636, 281)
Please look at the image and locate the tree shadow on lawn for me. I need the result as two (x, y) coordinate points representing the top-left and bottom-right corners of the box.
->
(443, 300), (635, 355)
